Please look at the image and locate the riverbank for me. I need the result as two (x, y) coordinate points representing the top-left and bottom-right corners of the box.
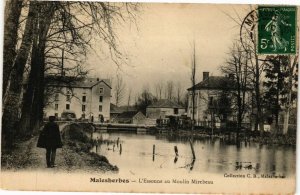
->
(1, 133), (118, 173)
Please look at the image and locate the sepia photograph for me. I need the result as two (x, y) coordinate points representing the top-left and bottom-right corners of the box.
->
(0, 0), (299, 194)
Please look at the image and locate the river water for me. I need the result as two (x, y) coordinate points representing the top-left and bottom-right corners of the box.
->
(90, 132), (296, 177)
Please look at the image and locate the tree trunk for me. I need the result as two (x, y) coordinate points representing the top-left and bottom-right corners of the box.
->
(254, 55), (264, 135)
(19, 2), (55, 135)
(283, 109), (290, 135)
(29, 2), (56, 133)
(3, 0), (23, 100)
(19, 13), (39, 136)
(282, 57), (295, 135)
(2, 2), (37, 138)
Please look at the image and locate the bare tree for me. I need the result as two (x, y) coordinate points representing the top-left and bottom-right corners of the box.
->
(114, 74), (126, 106)
(224, 8), (264, 134)
(154, 81), (164, 100)
(3, 0), (23, 99)
(136, 87), (157, 115)
(166, 80), (174, 100)
(190, 42), (196, 131)
(2, 1), (37, 141)
(127, 88), (132, 110)
(2, 1), (140, 147)
(221, 41), (251, 139)
(282, 55), (298, 134)
(175, 81), (183, 104)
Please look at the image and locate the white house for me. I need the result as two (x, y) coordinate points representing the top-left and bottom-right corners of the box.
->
(187, 72), (252, 127)
(44, 77), (111, 122)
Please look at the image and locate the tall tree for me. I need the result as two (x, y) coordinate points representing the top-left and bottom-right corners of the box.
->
(175, 81), (183, 104)
(263, 55), (287, 134)
(221, 42), (251, 138)
(190, 42), (196, 130)
(127, 88), (132, 110)
(2, 1), (38, 139)
(165, 81), (174, 100)
(3, 0), (24, 99)
(282, 55), (298, 134)
(136, 88), (157, 115)
(225, 8), (264, 134)
(154, 81), (164, 100)
(212, 86), (232, 124)
(114, 74), (126, 106)
(2, 2), (140, 147)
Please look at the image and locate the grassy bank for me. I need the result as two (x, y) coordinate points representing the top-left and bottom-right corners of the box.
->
(1, 123), (118, 173)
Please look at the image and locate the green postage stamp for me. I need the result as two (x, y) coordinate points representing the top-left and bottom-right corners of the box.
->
(258, 6), (297, 54)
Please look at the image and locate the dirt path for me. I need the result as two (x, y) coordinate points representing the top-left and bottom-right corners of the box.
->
(2, 135), (118, 174)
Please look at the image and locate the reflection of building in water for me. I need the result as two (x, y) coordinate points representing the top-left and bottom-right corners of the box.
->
(44, 77), (111, 122)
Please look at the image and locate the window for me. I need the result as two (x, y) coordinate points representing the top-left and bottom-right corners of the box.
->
(99, 96), (103, 103)
(81, 114), (85, 119)
(82, 96), (86, 102)
(54, 93), (59, 101)
(55, 104), (58, 110)
(174, 108), (178, 114)
(66, 104), (70, 110)
(99, 87), (104, 94)
(82, 105), (86, 112)
(99, 105), (102, 112)
(54, 113), (58, 118)
(66, 95), (71, 102)
(209, 96), (213, 106)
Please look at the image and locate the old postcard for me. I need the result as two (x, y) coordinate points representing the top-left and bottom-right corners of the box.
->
(1, 0), (299, 194)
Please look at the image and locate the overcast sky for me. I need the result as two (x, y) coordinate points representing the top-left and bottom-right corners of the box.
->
(86, 3), (250, 104)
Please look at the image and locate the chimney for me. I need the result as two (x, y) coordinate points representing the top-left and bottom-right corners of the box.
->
(203, 72), (209, 81)
(97, 78), (99, 81)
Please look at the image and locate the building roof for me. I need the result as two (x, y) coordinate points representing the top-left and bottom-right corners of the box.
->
(148, 99), (185, 109)
(187, 76), (237, 91)
(116, 111), (144, 119)
(110, 103), (123, 114)
(46, 75), (111, 89)
(110, 104), (137, 114)
(78, 78), (111, 88)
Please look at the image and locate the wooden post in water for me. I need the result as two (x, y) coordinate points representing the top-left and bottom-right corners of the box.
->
(152, 144), (155, 161)
(189, 139), (196, 160)
(174, 146), (178, 156)
(119, 144), (122, 155)
(113, 144), (115, 152)
(117, 137), (120, 147)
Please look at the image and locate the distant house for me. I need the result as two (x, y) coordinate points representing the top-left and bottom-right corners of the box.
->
(187, 71), (252, 127)
(114, 111), (146, 124)
(110, 104), (138, 121)
(146, 99), (186, 119)
(110, 103), (123, 121)
(44, 77), (111, 122)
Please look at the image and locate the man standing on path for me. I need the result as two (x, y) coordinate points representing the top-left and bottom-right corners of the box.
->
(37, 116), (63, 168)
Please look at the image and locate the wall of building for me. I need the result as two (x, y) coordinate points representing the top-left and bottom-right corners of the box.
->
(146, 107), (185, 119)
(187, 89), (252, 126)
(90, 82), (111, 122)
(132, 112), (146, 124)
(44, 87), (91, 120)
(44, 81), (111, 121)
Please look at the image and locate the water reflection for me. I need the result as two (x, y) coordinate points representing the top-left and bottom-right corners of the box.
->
(90, 132), (296, 176)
